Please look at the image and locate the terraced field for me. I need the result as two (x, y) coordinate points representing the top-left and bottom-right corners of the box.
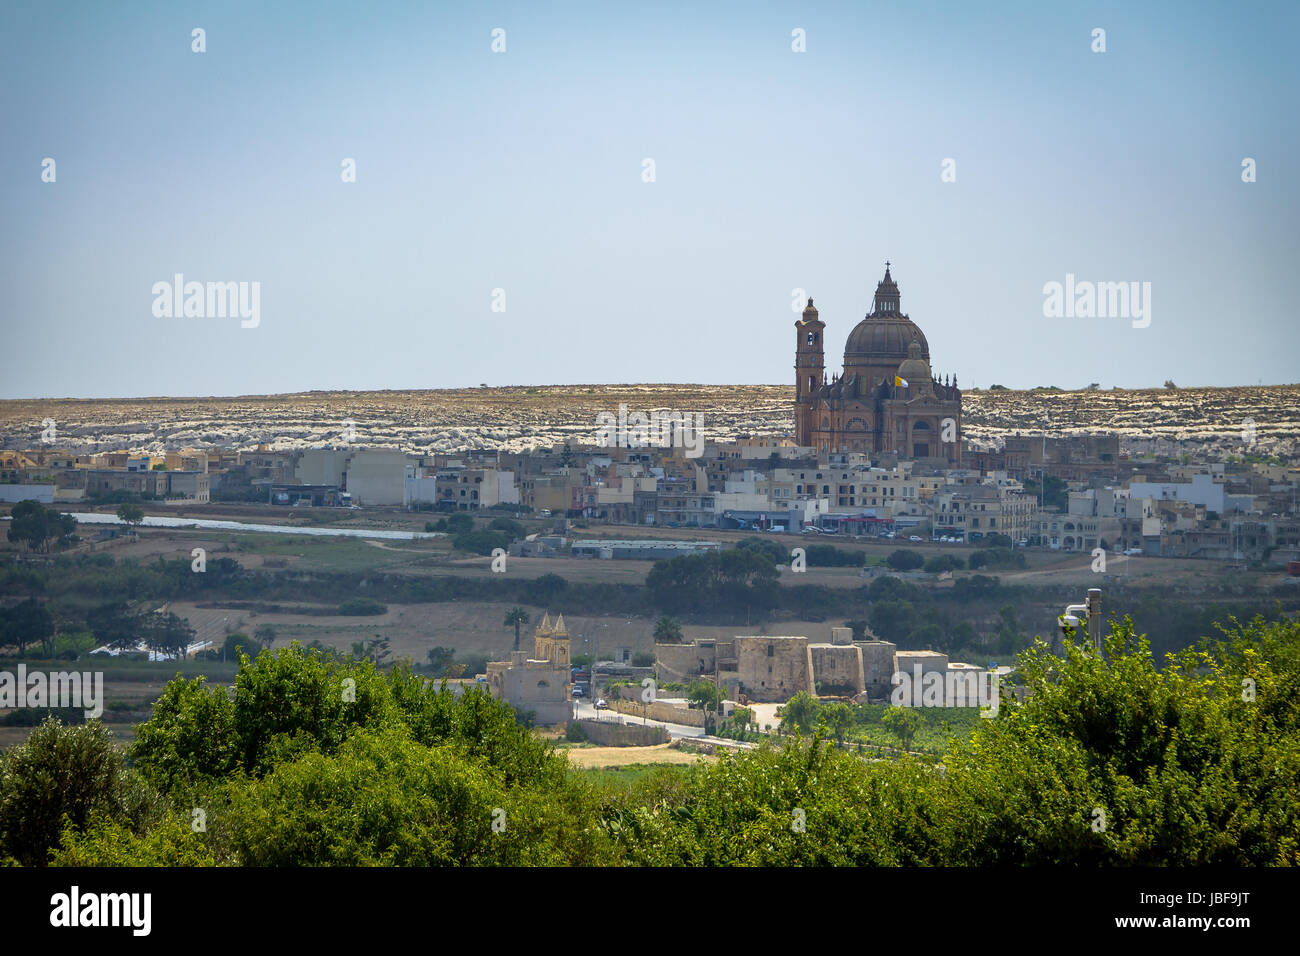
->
(1, 382), (1296, 458)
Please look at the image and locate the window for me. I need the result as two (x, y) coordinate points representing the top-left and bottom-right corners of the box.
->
(767, 644), (774, 657)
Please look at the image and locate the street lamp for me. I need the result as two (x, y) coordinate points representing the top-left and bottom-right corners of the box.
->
(1059, 588), (1102, 652)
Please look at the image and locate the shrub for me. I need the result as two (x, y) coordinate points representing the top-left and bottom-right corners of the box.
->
(886, 549), (924, 571)
(338, 597), (388, 616)
(451, 531), (512, 556)
(0, 719), (124, 866)
(924, 554), (964, 573)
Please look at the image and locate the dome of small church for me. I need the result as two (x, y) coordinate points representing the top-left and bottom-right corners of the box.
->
(842, 265), (930, 367)
(896, 339), (932, 394)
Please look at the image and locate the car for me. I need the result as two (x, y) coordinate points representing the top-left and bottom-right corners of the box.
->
(594, 699), (608, 710)
(1123, 548), (1143, 556)
(908, 535), (923, 542)
(571, 686), (583, 698)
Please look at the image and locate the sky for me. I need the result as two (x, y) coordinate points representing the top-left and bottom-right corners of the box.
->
(2, 0), (1297, 399)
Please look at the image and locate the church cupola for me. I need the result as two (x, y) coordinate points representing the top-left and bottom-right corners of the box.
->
(871, 262), (902, 315)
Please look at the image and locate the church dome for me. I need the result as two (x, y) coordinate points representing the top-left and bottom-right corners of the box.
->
(896, 339), (932, 392)
(842, 264), (930, 366)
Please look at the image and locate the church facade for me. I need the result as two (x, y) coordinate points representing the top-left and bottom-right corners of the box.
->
(794, 265), (962, 462)
(485, 612), (572, 726)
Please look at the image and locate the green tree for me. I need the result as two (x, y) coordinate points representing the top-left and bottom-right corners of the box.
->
(5, 500), (73, 552)
(886, 549), (924, 571)
(923, 554), (964, 573)
(445, 513), (473, 534)
(116, 502), (145, 529)
(652, 616), (683, 643)
(254, 623), (278, 648)
(0, 719), (124, 866)
(881, 706), (921, 751)
(686, 679), (723, 713)
(504, 607), (530, 652)
(86, 602), (141, 652)
(451, 530), (511, 555)
(823, 702), (854, 745)
(779, 691), (820, 736)
(6, 499), (49, 551)
(487, 517), (524, 538)
(0, 598), (55, 658)
(735, 536), (786, 564)
(427, 645), (457, 675)
(142, 611), (196, 660)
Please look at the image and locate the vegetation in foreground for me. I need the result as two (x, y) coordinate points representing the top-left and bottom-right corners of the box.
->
(0, 614), (1296, 866)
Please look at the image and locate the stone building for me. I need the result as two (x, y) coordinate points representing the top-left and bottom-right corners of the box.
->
(485, 612), (572, 725)
(795, 265), (962, 462)
(655, 627), (899, 703)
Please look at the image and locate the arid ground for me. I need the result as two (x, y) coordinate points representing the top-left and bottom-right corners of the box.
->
(2, 383), (1297, 456)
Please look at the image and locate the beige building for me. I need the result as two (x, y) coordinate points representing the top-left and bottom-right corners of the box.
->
(656, 627), (899, 703)
(485, 612), (573, 725)
(932, 481), (1034, 540)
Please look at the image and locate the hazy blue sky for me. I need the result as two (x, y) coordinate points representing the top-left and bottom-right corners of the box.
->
(2, 0), (1297, 398)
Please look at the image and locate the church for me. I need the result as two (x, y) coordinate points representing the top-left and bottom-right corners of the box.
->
(794, 264), (962, 462)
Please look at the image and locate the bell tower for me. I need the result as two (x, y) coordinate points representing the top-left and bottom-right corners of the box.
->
(794, 298), (824, 447)
(795, 297), (825, 402)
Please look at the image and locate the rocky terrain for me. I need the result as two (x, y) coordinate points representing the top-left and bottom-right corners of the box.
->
(1, 383), (1296, 459)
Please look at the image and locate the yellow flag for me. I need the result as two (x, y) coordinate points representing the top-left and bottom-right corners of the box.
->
(895, 375), (909, 388)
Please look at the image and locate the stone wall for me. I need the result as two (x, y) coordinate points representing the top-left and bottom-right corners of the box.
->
(609, 698), (706, 727)
(859, 641), (898, 699)
(809, 644), (864, 694)
(733, 636), (813, 702)
(653, 641), (716, 684)
(572, 719), (669, 746)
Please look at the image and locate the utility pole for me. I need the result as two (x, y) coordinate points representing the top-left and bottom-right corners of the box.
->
(1087, 588), (1102, 652)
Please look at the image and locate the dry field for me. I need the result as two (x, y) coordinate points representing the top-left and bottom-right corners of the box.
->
(562, 743), (715, 769)
(2, 383), (1296, 457)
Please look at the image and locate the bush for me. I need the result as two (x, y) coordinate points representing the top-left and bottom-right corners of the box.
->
(564, 722), (589, 743)
(886, 549), (924, 571)
(0, 719), (124, 866)
(338, 597), (388, 616)
(805, 545), (863, 567)
(488, 518), (524, 538)
(451, 531), (512, 556)
(632, 652), (655, 667)
(735, 537), (786, 564)
(924, 554), (964, 574)
(968, 548), (1025, 571)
